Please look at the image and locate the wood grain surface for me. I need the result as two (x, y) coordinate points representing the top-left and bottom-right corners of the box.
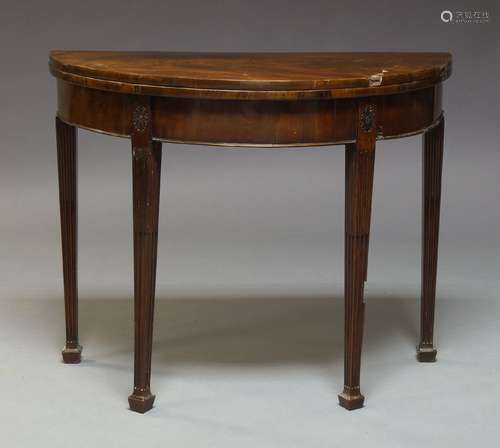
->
(50, 51), (451, 99)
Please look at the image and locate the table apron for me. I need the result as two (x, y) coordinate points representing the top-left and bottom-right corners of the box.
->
(57, 80), (442, 147)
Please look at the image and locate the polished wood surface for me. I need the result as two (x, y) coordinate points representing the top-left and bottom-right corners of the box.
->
(128, 97), (162, 413)
(338, 100), (377, 410)
(56, 117), (81, 364)
(50, 51), (450, 413)
(56, 80), (442, 146)
(50, 51), (451, 99)
(417, 116), (444, 362)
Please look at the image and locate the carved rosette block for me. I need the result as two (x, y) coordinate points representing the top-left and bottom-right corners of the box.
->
(360, 104), (376, 133)
(132, 105), (150, 133)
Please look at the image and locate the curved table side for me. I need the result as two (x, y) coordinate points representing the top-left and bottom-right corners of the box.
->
(56, 80), (443, 146)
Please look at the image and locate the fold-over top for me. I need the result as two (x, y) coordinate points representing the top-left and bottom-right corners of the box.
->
(50, 51), (451, 99)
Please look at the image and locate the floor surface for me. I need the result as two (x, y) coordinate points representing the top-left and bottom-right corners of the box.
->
(1, 293), (499, 447)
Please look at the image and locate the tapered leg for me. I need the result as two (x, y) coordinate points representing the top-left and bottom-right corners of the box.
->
(56, 117), (82, 364)
(128, 100), (162, 413)
(417, 116), (444, 362)
(339, 102), (376, 410)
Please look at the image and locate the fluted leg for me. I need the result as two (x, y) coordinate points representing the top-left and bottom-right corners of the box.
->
(417, 116), (444, 362)
(56, 116), (81, 363)
(339, 102), (376, 410)
(128, 100), (161, 413)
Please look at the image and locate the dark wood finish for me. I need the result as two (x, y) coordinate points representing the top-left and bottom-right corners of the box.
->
(49, 51), (451, 413)
(50, 51), (451, 100)
(417, 116), (444, 362)
(338, 101), (376, 410)
(56, 117), (81, 363)
(57, 80), (441, 146)
(128, 98), (162, 413)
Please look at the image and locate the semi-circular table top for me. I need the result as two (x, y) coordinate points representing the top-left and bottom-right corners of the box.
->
(49, 51), (451, 100)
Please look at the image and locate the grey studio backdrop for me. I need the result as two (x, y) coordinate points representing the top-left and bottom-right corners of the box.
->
(0, 1), (499, 447)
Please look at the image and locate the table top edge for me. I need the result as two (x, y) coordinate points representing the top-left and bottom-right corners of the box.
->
(49, 51), (452, 97)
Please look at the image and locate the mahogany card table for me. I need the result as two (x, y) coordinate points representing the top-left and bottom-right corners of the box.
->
(49, 51), (451, 413)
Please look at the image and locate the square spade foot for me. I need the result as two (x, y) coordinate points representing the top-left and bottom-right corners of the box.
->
(416, 345), (437, 362)
(128, 390), (155, 413)
(338, 388), (365, 410)
(62, 345), (82, 364)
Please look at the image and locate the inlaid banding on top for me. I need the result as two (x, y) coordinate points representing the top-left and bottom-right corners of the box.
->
(49, 51), (452, 99)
